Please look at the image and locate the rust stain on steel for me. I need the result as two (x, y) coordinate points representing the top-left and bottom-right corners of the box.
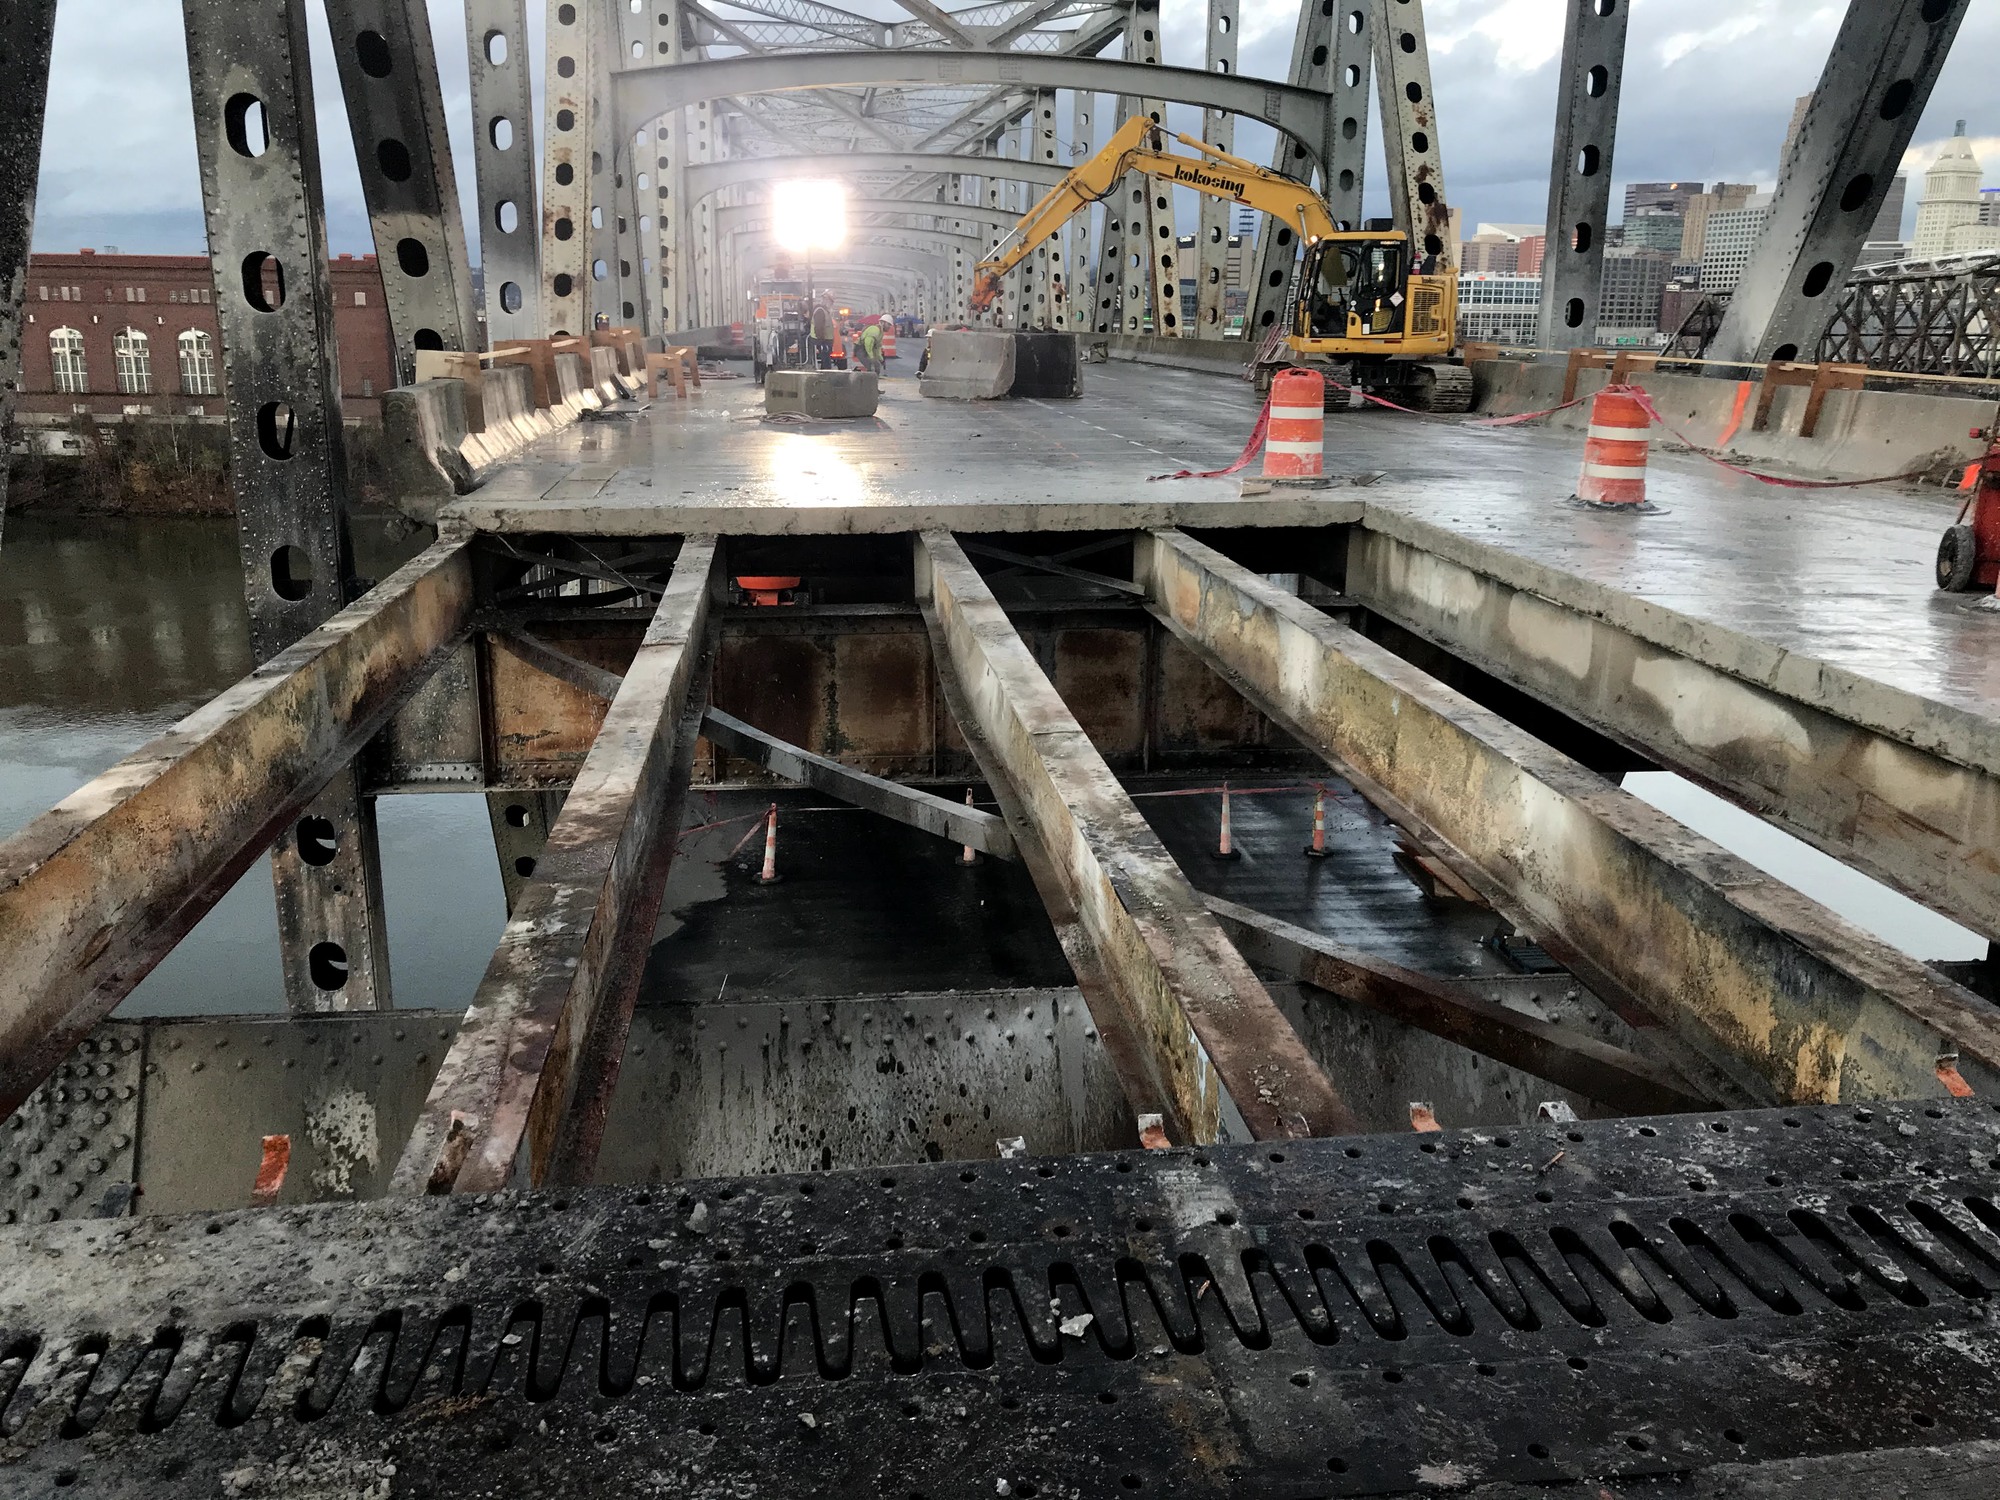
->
(0, 540), (475, 1118)
(834, 631), (932, 765)
(918, 530), (1357, 1143)
(1055, 630), (1145, 758)
(713, 635), (826, 763)
(393, 539), (720, 1196)
(1153, 629), (1263, 755)
(1139, 528), (2000, 1105)
(486, 633), (613, 776)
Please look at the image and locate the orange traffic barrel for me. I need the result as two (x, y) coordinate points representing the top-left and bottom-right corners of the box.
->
(1264, 368), (1324, 478)
(883, 324), (898, 360)
(1577, 385), (1651, 506)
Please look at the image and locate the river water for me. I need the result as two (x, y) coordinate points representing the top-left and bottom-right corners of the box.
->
(0, 514), (506, 1015)
(0, 515), (1981, 1024)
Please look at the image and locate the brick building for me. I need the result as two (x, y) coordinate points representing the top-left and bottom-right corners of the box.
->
(14, 250), (395, 424)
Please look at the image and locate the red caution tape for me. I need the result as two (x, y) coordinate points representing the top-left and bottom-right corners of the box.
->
(1463, 397), (1587, 427)
(1321, 375), (1434, 416)
(1150, 392), (1274, 480)
(1620, 385), (1924, 490)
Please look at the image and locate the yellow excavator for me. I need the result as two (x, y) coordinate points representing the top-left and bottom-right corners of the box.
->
(971, 116), (1470, 411)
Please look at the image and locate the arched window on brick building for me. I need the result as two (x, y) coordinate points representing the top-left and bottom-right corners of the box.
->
(113, 327), (152, 395)
(178, 329), (219, 396)
(49, 327), (87, 393)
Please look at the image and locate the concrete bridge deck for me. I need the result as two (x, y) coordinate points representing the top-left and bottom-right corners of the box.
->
(448, 359), (1996, 766)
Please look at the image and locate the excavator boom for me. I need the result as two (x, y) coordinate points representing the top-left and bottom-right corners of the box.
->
(972, 119), (1342, 312)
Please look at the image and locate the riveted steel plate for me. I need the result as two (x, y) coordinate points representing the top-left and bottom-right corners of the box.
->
(0, 1026), (142, 1228)
(600, 988), (1135, 1179)
(6, 1102), (2000, 1494)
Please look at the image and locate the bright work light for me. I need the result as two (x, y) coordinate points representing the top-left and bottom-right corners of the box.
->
(773, 179), (847, 254)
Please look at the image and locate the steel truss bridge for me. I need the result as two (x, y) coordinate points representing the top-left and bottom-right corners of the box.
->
(1, 2), (1997, 1496)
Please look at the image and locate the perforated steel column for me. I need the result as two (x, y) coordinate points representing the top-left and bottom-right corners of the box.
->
(1066, 88), (1094, 331)
(1030, 102), (1063, 328)
(0, 0), (58, 551)
(1246, 0), (1348, 339)
(609, 0), (653, 332)
(646, 0), (689, 330)
(540, 0), (593, 335)
(587, 4), (622, 328)
(323, 0), (477, 375)
(1709, 0), (1970, 367)
(182, 0), (393, 1014)
(462, 0), (539, 343)
(1536, 0), (1627, 349)
(1129, 3), (1177, 335)
(1193, 0), (1240, 339)
(1371, 0), (1451, 269)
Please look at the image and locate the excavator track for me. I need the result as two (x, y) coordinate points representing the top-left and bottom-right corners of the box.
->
(1409, 361), (1474, 413)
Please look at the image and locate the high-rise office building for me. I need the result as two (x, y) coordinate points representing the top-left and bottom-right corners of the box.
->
(1623, 182), (1703, 220)
(1680, 184), (1756, 263)
(1459, 233), (1520, 275)
(1700, 198), (1771, 292)
(1457, 274), (1541, 344)
(1914, 122), (2000, 258)
(1596, 246), (1673, 339)
(1625, 210), (1685, 254)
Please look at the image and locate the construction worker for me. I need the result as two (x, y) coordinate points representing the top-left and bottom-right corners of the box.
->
(857, 318), (884, 374)
(809, 298), (835, 368)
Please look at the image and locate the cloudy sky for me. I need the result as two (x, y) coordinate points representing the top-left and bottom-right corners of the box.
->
(28, 0), (2000, 259)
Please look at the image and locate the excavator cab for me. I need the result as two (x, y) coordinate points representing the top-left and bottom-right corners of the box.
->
(1288, 231), (1468, 410)
(1299, 237), (1414, 344)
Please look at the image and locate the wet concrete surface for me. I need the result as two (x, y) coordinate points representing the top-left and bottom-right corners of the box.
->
(449, 359), (2000, 756)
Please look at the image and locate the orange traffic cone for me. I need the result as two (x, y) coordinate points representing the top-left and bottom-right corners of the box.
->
(757, 803), (781, 884)
(1212, 782), (1242, 861)
(1303, 786), (1329, 858)
(959, 788), (980, 865)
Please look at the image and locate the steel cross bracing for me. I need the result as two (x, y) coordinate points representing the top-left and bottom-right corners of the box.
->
(10, 1104), (2000, 1493)
(1822, 252), (2000, 378)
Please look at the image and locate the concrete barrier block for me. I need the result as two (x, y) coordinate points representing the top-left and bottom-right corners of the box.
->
(1009, 330), (1083, 398)
(382, 378), (476, 524)
(765, 369), (880, 418)
(589, 346), (623, 404)
(920, 329), (1016, 399)
(554, 352), (591, 414)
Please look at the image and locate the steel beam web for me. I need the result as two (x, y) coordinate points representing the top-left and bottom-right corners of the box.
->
(463, 0), (541, 341)
(1245, 0), (1349, 339)
(323, 0), (480, 374)
(540, 0), (595, 335)
(1369, 0), (1450, 267)
(182, 0), (399, 1014)
(395, 539), (722, 1196)
(1535, 0), (1627, 350)
(1710, 0), (1972, 367)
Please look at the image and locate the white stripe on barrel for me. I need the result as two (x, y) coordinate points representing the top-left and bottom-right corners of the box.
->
(1264, 368), (1325, 478)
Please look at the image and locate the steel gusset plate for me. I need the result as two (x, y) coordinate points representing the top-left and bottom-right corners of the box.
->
(6, 1102), (2000, 1494)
